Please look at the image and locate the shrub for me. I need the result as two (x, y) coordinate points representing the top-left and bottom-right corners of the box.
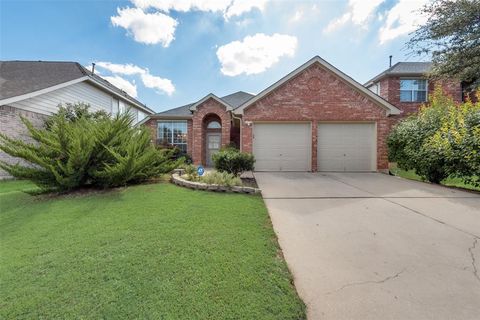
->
(0, 104), (179, 191)
(212, 148), (255, 176)
(200, 171), (242, 187)
(388, 89), (480, 185)
(157, 146), (192, 165)
(184, 164), (199, 181)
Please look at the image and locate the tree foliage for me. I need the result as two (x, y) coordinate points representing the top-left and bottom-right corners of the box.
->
(0, 104), (181, 191)
(407, 0), (480, 90)
(388, 89), (480, 185)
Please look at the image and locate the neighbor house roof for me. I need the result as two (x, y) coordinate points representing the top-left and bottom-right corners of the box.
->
(364, 62), (432, 87)
(147, 91), (254, 120)
(235, 56), (401, 116)
(0, 61), (154, 114)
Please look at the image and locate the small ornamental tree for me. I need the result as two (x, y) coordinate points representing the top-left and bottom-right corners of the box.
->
(0, 104), (181, 191)
(388, 89), (480, 185)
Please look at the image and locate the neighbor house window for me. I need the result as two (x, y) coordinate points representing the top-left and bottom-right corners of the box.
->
(400, 79), (428, 102)
(157, 121), (188, 152)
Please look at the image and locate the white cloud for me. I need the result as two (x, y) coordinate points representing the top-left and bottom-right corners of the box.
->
(324, 0), (384, 33)
(96, 62), (175, 96)
(96, 61), (146, 75)
(216, 33), (297, 76)
(289, 9), (304, 23)
(379, 0), (428, 44)
(111, 7), (177, 46)
(112, 1), (268, 46)
(131, 0), (266, 19)
(131, 0), (230, 12)
(103, 75), (138, 98)
(224, 0), (267, 19)
(141, 73), (175, 96)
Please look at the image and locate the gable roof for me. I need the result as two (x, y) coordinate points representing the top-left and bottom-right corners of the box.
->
(364, 62), (432, 87)
(234, 56), (401, 116)
(0, 61), (154, 114)
(189, 93), (234, 112)
(149, 91), (254, 119)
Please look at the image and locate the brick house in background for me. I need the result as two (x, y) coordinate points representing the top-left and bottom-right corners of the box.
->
(364, 62), (463, 117)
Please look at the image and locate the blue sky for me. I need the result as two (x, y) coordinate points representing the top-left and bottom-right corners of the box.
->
(0, 0), (430, 113)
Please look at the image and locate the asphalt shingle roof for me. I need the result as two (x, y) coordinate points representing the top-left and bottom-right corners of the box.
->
(155, 91), (254, 117)
(0, 61), (86, 100)
(365, 62), (432, 86)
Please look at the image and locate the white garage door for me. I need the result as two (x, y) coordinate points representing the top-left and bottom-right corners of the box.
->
(253, 123), (311, 171)
(317, 123), (376, 172)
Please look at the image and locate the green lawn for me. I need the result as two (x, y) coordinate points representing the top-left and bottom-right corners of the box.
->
(0, 179), (39, 194)
(390, 165), (480, 192)
(0, 182), (305, 319)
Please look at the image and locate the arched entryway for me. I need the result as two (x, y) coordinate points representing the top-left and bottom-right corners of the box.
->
(203, 114), (222, 167)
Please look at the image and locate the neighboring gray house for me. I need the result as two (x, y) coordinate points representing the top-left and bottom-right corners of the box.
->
(0, 61), (154, 178)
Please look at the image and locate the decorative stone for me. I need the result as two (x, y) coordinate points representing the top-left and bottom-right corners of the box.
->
(170, 173), (261, 195)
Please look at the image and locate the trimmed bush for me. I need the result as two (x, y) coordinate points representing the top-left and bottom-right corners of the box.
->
(212, 148), (255, 176)
(388, 89), (480, 185)
(0, 104), (181, 191)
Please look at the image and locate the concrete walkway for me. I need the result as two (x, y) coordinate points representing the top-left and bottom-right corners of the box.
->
(255, 172), (480, 320)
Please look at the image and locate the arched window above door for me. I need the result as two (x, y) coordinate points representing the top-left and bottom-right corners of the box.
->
(207, 121), (221, 129)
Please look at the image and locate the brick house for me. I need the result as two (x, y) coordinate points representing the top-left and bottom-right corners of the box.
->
(0, 61), (154, 178)
(364, 61), (463, 117)
(144, 56), (464, 173)
(144, 56), (410, 172)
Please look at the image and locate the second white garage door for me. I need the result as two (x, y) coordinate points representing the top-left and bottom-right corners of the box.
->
(317, 123), (376, 172)
(253, 123), (311, 171)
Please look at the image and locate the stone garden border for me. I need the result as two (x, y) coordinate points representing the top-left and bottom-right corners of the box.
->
(171, 171), (261, 195)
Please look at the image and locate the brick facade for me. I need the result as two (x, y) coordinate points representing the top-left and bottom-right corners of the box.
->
(240, 63), (392, 171)
(378, 77), (462, 117)
(144, 60), (463, 173)
(191, 99), (231, 165)
(0, 105), (48, 179)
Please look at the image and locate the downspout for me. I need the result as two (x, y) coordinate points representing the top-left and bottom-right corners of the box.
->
(231, 111), (243, 152)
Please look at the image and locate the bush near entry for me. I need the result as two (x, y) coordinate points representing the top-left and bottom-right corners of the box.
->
(388, 89), (480, 185)
(212, 147), (255, 176)
(0, 104), (181, 191)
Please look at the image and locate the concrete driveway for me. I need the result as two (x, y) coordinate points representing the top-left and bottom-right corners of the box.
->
(255, 172), (480, 320)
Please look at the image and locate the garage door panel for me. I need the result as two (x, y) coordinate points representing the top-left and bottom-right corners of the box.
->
(317, 123), (376, 172)
(253, 123), (311, 171)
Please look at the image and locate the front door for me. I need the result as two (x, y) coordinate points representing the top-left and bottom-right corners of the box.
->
(206, 133), (221, 167)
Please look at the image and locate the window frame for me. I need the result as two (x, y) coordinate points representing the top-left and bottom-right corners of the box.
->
(157, 120), (188, 152)
(400, 78), (428, 102)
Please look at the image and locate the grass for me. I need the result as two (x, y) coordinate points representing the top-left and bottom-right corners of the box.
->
(389, 164), (480, 192)
(0, 179), (38, 194)
(0, 181), (305, 319)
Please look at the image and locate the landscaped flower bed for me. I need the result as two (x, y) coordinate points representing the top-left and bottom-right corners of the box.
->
(171, 169), (261, 194)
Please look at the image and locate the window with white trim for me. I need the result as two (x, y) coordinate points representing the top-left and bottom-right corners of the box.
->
(157, 121), (188, 152)
(400, 79), (428, 102)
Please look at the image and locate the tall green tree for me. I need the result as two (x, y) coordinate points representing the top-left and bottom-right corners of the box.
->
(408, 0), (480, 90)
